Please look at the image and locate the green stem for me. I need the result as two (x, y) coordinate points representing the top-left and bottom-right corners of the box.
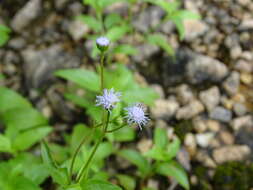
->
(106, 124), (126, 133)
(100, 52), (105, 92)
(69, 127), (95, 183)
(76, 112), (110, 183)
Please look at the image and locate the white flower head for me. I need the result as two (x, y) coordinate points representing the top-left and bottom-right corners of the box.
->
(96, 88), (121, 111)
(125, 103), (149, 130)
(96, 36), (110, 51)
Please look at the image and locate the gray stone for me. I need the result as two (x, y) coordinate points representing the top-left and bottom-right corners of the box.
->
(150, 97), (179, 120)
(183, 19), (209, 41)
(133, 6), (164, 32)
(199, 86), (220, 112)
(11, 0), (41, 32)
(68, 20), (89, 41)
(233, 103), (247, 116)
(234, 59), (253, 73)
(22, 44), (80, 88)
(222, 71), (240, 96)
(239, 19), (253, 30)
(230, 115), (253, 131)
(176, 100), (204, 120)
(213, 145), (251, 164)
(132, 44), (159, 63)
(55, 0), (70, 10)
(192, 116), (208, 133)
(196, 133), (215, 148)
(8, 37), (26, 50)
(186, 51), (228, 84)
(176, 84), (195, 105)
(209, 106), (232, 123)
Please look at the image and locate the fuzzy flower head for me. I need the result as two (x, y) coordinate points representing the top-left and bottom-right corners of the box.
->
(96, 88), (121, 111)
(96, 36), (110, 52)
(125, 103), (149, 130)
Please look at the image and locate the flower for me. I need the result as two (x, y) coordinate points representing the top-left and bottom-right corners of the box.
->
(96, 88), (121, 111)
(96, 36), (110, 51)
(125, 103), (149, 130)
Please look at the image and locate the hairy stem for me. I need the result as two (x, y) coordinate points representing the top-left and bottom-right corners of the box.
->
(76, 112), (110, 183)
(100, 52), (105, 92)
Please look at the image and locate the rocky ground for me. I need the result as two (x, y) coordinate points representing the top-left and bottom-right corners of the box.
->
(0, 0), (253, 189)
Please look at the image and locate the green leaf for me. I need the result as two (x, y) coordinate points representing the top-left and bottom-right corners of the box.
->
(49, 166), (69, 186)
(171, 10), (201, 20)
(123, 87), (159, 106)
(171, 18), (184, 40)
(64, 93), (92, 109)
(77, 15), (103, 33)
(0, 25), (11, 47)
(117, 149), (151, 177)
(0, 134), (12, 153)
(147, 33), (174, 55)
(105, 13), (123, 29)
(111, 126), (136, 142)
(11, 176), (41, 190)
(13, 127), (52, 151)
(106, 24), (131, 42)
(41, 140), (57, 168)
(113, 44), (138, 55)
(81, 179), (122, 190)
(55, 69), (100, 92)
(0, 87), (31, 113)
(0, 74), (5, 80)
(154, 127), (168, 148)
(155, 161), (189, 190)
(143, 0), (180, 14)
(166, 137), (181, 160)
(2, 107), (48, 132)
(116, 174), (136, 190)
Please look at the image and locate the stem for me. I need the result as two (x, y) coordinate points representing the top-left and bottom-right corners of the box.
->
(69, 127), (95, 183)
(106, 124), (126, 133)
(100, 52), (105, 92)
(76, 112), (110, 183)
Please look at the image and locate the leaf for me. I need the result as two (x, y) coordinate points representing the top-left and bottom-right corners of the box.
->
(105, 13), (123, 29)
(81, 179), (122, 190)
(171, 18), (185, 40)
(117, 149), (151, 177)
(113, 44), (138, 55)
(166, 137), (181, 160)
(147, 33), (174, 55)
(98, 0), (125, 10)
(77, 15), (103, 33)
(143, 0), (180, 14)
(49, 166), (69, 186)
(2, 107), (48, 131)
(55, 69), (100, 92)
(123, 87), (159, 106)
(64, 93), (92, 109)
(155, 161), (189, 190)
(11, 176), (41, 190)
(13, 126), (52, 151)
(0, 25), (11, 47)
(111, 126), (136, 142)
(154, 127), (168, 148)
(116, 174), (136, 190)
(41, 140), (57, 168)
(0, 134), (12, 153)
(0, 87), (31, 113)
(106, 24), (131, 42)
(171, 10), (201, 20)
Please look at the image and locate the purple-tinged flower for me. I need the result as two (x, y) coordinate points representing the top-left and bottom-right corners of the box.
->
(96, 88), (121, 111)
(125, 103), (149, 130)
(96, 36), (110, 51)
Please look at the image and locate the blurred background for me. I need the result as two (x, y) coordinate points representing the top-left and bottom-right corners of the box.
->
(0, 0), (253, 189)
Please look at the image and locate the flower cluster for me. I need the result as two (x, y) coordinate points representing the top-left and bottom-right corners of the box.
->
(96, 88), (149, 129)
(96, 36), (110, 52)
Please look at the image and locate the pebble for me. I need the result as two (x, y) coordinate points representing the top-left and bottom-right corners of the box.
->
(209, 106), (232, 123)
(199, 86), (220, 112)
(150, 97), (179, 120)
(207, 120), (221, 132)
(234, 59), (253, 73)
(222, 71), (240, 96)
(233, 102), (247, 116)
(176, 84), (195, 105)
(230, 115), (253, 131)
(196, 150), (217, 168)
(192, 116), (208, 133)
(196, 133), (215, 148)
(183, 19), (209, 41)
(219, 130), (235, 145)
(11, 0), (41, 32)
(176, 100), (204, 120)
(184, 133), (197, 156)
(212, 145), (251, 164)
(186, 51), (228, 84)
(240, 72), (253, 85)
(68, 20), (89, 41)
